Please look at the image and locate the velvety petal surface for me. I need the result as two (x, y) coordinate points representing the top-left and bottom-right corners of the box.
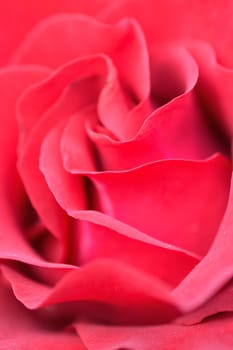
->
(188, 41), (233, 137)
(0, 0), (111, 65)
(99, 0), (233, 67)
(17, 56), (107, 244)
(173, 176), (233, 313)
(1, 260), (181, 324)
(0, 276), (85, 349)
(0, 66), (52, 263)
(76, 316), (233, 350)
(176, 280), (233, 325)
(39, 124), (200, 287)
(11, 14), (149, 94)
(40, 122), (231, 258)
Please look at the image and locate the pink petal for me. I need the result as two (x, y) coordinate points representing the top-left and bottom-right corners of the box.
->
(87, 46), (224, 170)
(2, 260), (180, 324)
(17, 56), (107, 242)
(66, 156), (230, 258)
(173, 176), (233, 312)
(0, 276), (85, 349)
(11, 15), (150, 99)
(90, 155), (230, 256)
(176, 280), (233, 325)
(61, 110), (99, 173)
(39, 125), (200, 286)
(74, 215), (199, 287)
(99, 0), (233, 67)
(40, 121), (89, 211)
(0, 0), (110, 65)
(188, 41), (233, 137)
(14, 15), (150, 139)
(0, 66), (57, 265)
(76, 316), (233, 350)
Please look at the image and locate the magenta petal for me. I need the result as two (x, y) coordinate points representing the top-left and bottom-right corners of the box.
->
(11, 14), (150, 100)
(0, 277), (85, 349)
(74, 213), (199, 287)
(17, 55), (107, 140)
(2, 260), (180, 324)
(0, 66), (63, 265)
(17, 56), (107, 240)
(86, 155), (231, 257)
(88, 46), (224, 170)
(176, 280), (233, 325)
(14, 14), (150, 139)
(188, 41), (233, 136)
(0, 0), (110, 65)
(173, 176), (233, 312)
(86, 124), (164, 171)
(40, 121), (88, 211)
(76, 316), (233, 350)
(40, 126), (200, 286)
(61, 111), (98, 173)
(100, 0), (233, 67)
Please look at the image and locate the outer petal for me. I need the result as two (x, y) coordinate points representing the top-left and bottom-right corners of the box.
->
(0, 66), (79, 285)
(175, 280), (233, 325)
(88, 155), (231, 257)
(0, 0), (110, 65)
(17, 56), (107, 243)
(173, 176), (233, 313)
(188, 41), (233, 138)
(0, 277), (85, 349)
(0, 66), (52, 264)
(99, 0), (233, 67)
(1, 260), (181, 324)
(76, 316), (233, 350)
(11, 14), (150, 105)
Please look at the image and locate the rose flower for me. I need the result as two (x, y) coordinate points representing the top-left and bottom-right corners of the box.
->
(1, 1), (233, 349)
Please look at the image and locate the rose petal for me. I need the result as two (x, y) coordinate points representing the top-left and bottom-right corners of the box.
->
(11, 14), (150, 100)
(99, 0), (233, 67)
(0, 276), (85, 349)
(41, 119), (231, 258)
(87, 47), (224, 170)
(76, 316), (233, 350)
(88, 155), (231, 257)
(40, 126), (200, 286)
(188, 40), (233, 138)
(175, 280), (233, 325)
(1, 260), (180, 324)
(0, 66), (61, 266)
(17, 56), (108, 242)
(14, 14), (151, 139)
(61, 110), (99, 173)
(75, 217), (199, 287)
(0, 0), (110, 65)
(173, 175), (233, 312)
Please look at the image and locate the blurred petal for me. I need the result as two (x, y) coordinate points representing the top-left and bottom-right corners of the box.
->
(0, 0), (110, 65)
(99, 0), (233, 67)
(0, 276), (84, 349)
(11, 14), (150, 98)
(176, 280), (233, 325)
(76, 316), (233, 350)
(188, 41), (233, 137)
(2, 260), (180, 324)
(173, 176), (233, 313)
(17, 56), (106, 241)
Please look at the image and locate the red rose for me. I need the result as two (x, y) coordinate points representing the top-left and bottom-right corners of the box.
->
(1, 1), (233, 349)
